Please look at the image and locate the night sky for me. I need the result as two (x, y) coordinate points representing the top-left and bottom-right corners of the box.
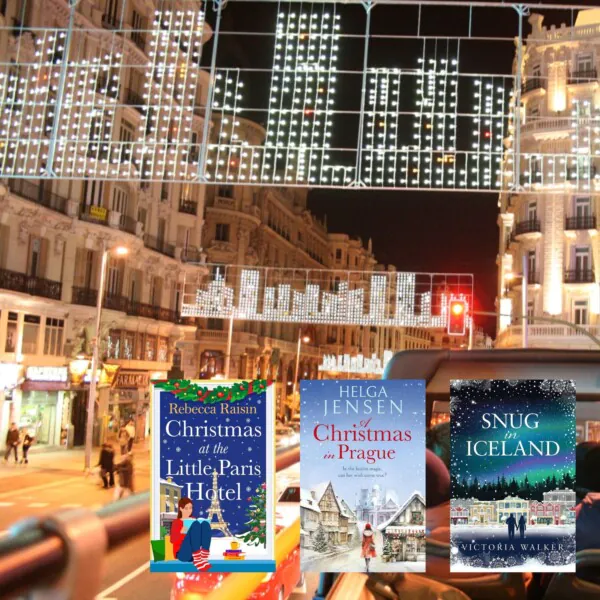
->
(203, 1), (581, 337)
(450, 379), (576, 486)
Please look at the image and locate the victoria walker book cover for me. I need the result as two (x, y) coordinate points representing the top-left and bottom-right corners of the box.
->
(450, 379), (576, 572)
(150, 379), (276, 573)
(300, 380), (426, 573)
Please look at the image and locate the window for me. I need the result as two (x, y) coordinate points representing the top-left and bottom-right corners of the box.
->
(107, 259), (122, 296)
(83, 180), (104, 207)
(22, 314), (41, 354)
(150, 276), (162, 306)
(215, 223), (230, 242)
(527, 300), (535, 321)
(211, 265), (224, 280)
(28, 237), (41, 277)
(218, 185), (234, 199)
(119, 120), (134, 163)
(574, 299), (589, 325)
(575, 197), (591, 218)
(103, 0), (120, 27)
(44, 318), (64, 355)
(576, 53), (593, 72)
(137, 207), (147, 231)
(532, 63), (541, 78)
(5, 312), (17, 352)
(575, 246), (591, 272)
(157, 218), (166, 242)
(112, 186), (128, 215)
(335, 248), (342, 260)
(528, 250), (536, 277)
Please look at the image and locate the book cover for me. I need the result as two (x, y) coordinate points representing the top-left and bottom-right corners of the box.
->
(300, 380), (426, 573)
(450, 379), (576, 572)
(149, 379), (276, 573)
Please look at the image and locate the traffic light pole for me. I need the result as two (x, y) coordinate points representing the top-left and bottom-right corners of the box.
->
(471, 311), (600, 349)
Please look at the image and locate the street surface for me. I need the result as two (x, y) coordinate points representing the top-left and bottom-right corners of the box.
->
(0, 442), (308, 600)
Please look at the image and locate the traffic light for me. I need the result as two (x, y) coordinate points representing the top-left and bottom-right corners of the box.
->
(448, 300), (466, 336)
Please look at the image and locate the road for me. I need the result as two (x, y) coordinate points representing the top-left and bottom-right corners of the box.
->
(0, 443), (309, 600)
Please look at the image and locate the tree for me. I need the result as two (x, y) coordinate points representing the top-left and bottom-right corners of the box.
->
(382, 537), (393, 562)
(238, 483), (266, 547)
(313, 524), (329, 553)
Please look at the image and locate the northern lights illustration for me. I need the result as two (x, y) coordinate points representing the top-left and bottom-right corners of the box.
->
(450, 380), (576, 488)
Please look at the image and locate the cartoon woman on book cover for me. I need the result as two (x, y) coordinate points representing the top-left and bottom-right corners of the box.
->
(170, 498), (212, 571)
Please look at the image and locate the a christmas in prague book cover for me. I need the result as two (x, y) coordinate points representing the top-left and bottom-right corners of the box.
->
(300, 380), (426, 573)
(450, 379), (576, 572)
(149, 379), (276, 573)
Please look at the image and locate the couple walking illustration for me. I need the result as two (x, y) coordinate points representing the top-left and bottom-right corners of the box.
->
(506, 513), (527, 540)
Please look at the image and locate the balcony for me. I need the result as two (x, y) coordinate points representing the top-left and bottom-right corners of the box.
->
(0, 268), (62, 301)
(496, 323), (600, 349)
(178, 198), (198, 215)
(144, 234), (176, 258)
(567, 165), (598, 182)
(565, 215), (597, 230)
(506, 272), (540, 289)
(564, 269), (595, 284)
(117, 214), (138, 235)
(8, 179), (69, 216)
(72, 287), (181, 322)
(96, 75), (119, 99)
(513, 219), (541, 237)
(181, 246), (203, 263)
(124, 88), (145, 110)
(130, 32), (146, 53)
(568, 68), (598, 85)
(521, 78), (543, 94)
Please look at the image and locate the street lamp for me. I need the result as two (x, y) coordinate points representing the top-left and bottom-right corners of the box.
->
(84, 242), (128, 471)
(292, 329), (310, 409)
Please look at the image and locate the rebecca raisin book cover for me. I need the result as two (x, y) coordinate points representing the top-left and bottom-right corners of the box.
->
(450, 379), (576, 572)
(150, 379), (276, 573)
(300, 380), (426, 573)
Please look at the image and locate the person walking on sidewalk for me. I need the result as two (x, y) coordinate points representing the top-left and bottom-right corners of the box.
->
(97, 442), (115, 488)
(3, 423), (20, 464)
(125, 419), (136, 453)
(114, 452), (134, 500)
(118, 425), (129, 456)
(20, 432), (34, 465)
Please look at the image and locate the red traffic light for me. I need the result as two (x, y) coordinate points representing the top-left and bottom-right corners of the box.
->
(448, 300), (466, 336)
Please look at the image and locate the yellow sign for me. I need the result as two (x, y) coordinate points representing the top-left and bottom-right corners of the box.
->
(90, 205), (107, 220)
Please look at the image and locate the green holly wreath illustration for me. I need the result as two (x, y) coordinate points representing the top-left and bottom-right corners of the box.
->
(153, 379), (271, 403)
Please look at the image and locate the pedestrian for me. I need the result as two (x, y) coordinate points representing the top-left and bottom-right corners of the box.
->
(113, 452), (134, 500)
(3, 423), (19, 464)
(361, 523), (377, 573)
(97, 442), (115, 488)
(518, 514), (527, 539)
(506, 513), (517, 540)
(125, 419), (136, 453)
(118, 425), (129, 456)
(20, 432), (34, 465)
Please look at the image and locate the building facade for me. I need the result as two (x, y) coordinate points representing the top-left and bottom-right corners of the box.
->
(0, 0), (209, 448)
(497, 9), (600, 351)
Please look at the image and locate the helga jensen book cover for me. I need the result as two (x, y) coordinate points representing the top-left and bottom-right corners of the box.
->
(300, 380), (426, 573)
(149, 379), (276, 573)
(450, 379), (576, 572)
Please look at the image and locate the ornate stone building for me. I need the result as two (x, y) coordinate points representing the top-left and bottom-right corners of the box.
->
(0, 0), (209, 448)
(497, 9), (600, 349)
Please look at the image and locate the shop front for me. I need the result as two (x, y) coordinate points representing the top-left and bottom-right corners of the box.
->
(20, 366), (70, 449)
(380, 526), (426, 563)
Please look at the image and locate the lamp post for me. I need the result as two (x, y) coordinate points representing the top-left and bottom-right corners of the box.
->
(291, 328), (310, 412)
(84, 242), (128, 471)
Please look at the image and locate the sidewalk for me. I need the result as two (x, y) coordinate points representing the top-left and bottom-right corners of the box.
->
(0, 440), (150, 480)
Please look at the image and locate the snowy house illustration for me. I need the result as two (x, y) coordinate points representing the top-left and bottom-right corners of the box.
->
(337, 496), (358, 544)
(300, 487), (321, 548)
(496, 496), (529, 525)
(310, 481), (347, 546)
(450, 499), (474, 525)
(377, 491), (425, 563)
(469, 500), (496, 525)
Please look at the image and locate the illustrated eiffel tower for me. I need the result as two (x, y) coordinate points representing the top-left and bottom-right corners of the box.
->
(206, 469), (232, 536)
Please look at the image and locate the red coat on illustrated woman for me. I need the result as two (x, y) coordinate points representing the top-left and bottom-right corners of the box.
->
(360, 523), (377, 558)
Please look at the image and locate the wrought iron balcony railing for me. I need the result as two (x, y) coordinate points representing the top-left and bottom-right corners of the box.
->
(568, 68), (598, 84)
(564, 269), (595, 284)
(565, 215), (597, 230)
(181, 246), (203, 263)
(178, 198), (198, 215)
(514, 219), (541, 236)
(143, 234), (176, 258)
(8, 179), (69, 216)
(522, 78), (543, 93)
(0, 268), (62, 301)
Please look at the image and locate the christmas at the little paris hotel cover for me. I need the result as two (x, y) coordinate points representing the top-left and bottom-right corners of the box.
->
(450, 379), (576, 572)
(150, 379), (276, 573)
(300, 380), (426, 573)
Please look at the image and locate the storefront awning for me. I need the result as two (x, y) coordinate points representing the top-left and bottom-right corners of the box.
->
(383, 526), (426, 534)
